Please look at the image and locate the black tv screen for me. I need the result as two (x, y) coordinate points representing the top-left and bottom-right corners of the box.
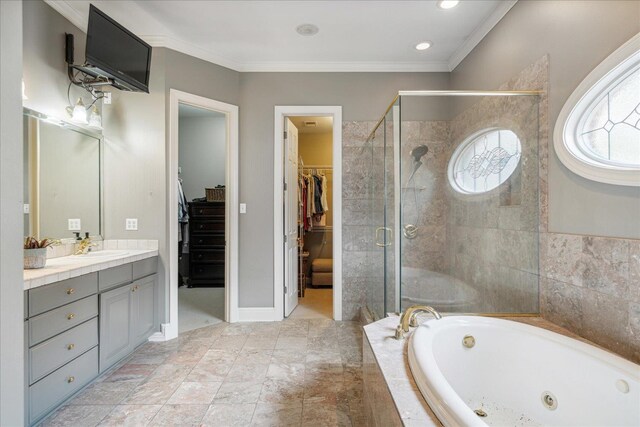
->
(85, 5), (151, 93)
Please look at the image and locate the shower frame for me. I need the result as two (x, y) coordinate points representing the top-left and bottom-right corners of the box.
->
(366, 90), (543, 319)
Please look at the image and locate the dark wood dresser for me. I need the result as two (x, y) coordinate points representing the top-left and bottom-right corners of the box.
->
(188, 201), (225, 287)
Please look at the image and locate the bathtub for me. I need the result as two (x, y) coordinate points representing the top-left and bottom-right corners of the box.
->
(401, 268), (479, 312)
(408, 316), (640, 427)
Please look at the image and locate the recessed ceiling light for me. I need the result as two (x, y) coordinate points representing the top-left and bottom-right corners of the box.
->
(296, 24), (319, 36)
(437, 0), (460, 9)
(415, 41), (432, 51)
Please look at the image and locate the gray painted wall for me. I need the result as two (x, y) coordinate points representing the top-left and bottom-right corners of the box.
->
(450, 0), (640, 239)
(1, 1), (25, 425)
(238, 72), (450, 307)
(178, 115), (226, 201)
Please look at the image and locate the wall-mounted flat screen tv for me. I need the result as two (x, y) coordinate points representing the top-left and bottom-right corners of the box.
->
(84, 4), (151, 93)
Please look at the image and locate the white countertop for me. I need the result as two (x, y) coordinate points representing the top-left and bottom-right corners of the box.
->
(23, 249), (159, 291)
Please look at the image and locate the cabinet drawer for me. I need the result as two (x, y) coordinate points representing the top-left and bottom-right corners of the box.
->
(29, 295), (98, 346)
(29, 273), (97, 317)
(133, 257), (157, 280)
(191, 235), (225, 247)
(191, 262), (225, 279)
(29, 318), (98, 384)
(191, 250), (225, 262)
(29, 347), (98, 424)
(191, 220), (224, 233)
(98, 264), (133, 292)
(191, 204), (224, 217)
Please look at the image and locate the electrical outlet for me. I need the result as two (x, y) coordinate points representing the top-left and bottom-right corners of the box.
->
(23, 204), (30, 214)
(125, 218), (138, 231)
(239, 203), (247, 214)
(103, 92), (112, 105)
(68, 218), (81, 231)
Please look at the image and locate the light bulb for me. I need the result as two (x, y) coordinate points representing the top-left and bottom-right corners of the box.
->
(88, 105), (102, 129)
(415, 41), (432, 51)
(69, 97), (88, 124)
(437, 0), (460, 9)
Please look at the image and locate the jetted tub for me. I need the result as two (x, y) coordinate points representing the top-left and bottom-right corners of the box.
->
(408, 316), (640, 426)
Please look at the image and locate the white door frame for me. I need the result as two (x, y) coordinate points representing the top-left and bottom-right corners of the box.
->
(163, 89), (239, 340)
(273, 106), (343, 321)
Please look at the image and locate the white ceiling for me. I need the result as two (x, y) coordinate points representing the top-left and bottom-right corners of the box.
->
(45, 0), (516, 72)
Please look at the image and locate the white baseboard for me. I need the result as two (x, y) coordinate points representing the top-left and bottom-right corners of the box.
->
(147, 323), (178, 342)
(238, 307), (278, 322)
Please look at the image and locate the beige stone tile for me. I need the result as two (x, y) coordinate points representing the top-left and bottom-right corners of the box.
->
(41, 405), (114, 427)
(122, 379), (181, 405)
(258, 379), (304, 405)
(146, 364), (192, 383)
(97, 404), (162, 426)
(214, 381), (263, 404)
(201, 403), (256, 426)
(275, 336), (308, 350)
(211, 335), (248, 350)
(266, 362), (305, 382)
(186, 361), (233, 383)
(306, 350), (342, 365)
(167, 381), (222, 404)
(164, 349), (208, 366)
(70, 382), (135, 405)
(270, 349), (303, 364)
(225, 362), (269, 383)
(251, 402), (303, 427)
(301, 402), (351, 427)
(221, 323), (254, 336)
(103, 363), (157, 385)
(235, 348), (273, 365)
(243, 335), (278, 350)
(149, 404), (209, 426)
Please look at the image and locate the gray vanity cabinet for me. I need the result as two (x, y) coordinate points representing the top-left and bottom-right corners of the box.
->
(99, 273), (158, 373)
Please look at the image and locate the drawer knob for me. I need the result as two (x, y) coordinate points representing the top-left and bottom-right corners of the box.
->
(67, 313), (75, 320)
(67, 343), (75, 351)
(198, 209), (203, 214)
(66, 288), (75, 295)
(67, 376), (75, 383)
(198, 254), (203, 259)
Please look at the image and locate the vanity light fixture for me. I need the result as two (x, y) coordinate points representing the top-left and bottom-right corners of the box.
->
(66, 97), (88, 125)
(88, 105), (102, 130)
(415, 41), (432, 51)
(437, 0), (460, 9)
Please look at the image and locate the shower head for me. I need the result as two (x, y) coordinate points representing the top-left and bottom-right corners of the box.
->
(410, 145), (428, 163)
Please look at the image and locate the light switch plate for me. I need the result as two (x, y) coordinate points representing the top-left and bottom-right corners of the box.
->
(125, 218), (138, 231)
(103, 92), (112, 104)
(68, 219), (81, 231)
(240, 203), (247, 214)
(23, 204), (30, 214)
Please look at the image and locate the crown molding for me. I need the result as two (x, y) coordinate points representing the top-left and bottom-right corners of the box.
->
(44, 0), (87, 32)
(44, 0), (513, 73)
(447, 0), (518, 71)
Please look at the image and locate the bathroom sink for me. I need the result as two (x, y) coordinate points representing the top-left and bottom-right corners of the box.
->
(73, 250), (130, 258)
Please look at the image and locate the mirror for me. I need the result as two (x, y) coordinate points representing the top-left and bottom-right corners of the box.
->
(23, 108), (102, 241)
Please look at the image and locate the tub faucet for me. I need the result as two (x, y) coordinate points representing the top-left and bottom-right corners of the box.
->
(395, 305), (442, 340)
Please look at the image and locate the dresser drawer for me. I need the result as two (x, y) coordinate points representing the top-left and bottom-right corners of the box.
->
(29, 273), (97, 317)
(133, 257), (157, 280)
(192, 235), (225, 247)
(191, 220), (224, 233)
(191, 262), (225, 280)
(191, 250), (225, 262)
(98, 264), (133, 292)
(29, 295), (98, 346)
(29, 347), (98, 424)
(191, 204), (224, 217)
(29, 318), (98, 385)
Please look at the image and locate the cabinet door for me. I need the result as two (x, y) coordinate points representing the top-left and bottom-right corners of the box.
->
(99, 284), (133, 372)
(132, 275), (157, 347)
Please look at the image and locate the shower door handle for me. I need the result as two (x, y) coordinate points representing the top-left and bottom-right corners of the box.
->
(375, 227), (392, 247)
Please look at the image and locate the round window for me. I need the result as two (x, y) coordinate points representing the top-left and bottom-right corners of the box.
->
(448, 128), (522, 194)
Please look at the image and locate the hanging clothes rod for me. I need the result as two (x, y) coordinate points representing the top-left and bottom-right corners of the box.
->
(300, 165), (333, 169)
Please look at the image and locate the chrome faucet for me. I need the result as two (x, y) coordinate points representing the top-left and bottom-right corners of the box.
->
(395, 305), (442, 340)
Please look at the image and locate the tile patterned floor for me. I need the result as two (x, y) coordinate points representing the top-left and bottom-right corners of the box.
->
(41, 319), (365, 427)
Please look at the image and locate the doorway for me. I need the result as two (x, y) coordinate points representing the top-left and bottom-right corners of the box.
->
(177, 104), (226, 333)
(274, 106), (343, 321)
(163, 90), (239, 341)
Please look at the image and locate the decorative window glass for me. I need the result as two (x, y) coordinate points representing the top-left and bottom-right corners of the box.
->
(448, 128), (521, 194)
(555, 34), (640, 186)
